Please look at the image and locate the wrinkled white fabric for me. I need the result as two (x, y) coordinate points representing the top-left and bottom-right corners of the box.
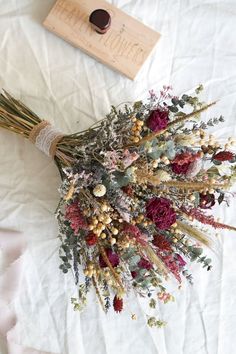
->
(0, 0), (236, 353)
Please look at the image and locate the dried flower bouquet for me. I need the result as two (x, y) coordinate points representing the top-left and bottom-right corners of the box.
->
(0, 85), (236, 327)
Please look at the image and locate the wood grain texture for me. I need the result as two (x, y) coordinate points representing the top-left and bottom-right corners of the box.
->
(43, 0), (161, 80)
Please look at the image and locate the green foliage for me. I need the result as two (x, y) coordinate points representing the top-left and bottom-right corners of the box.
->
(149, 298), (157, 309)
(147, 316), (166, 328)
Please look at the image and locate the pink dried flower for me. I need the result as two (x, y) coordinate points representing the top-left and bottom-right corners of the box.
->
(122, 223), (148, 246)
(149, 89), (157, 99)
(65, 201), (88, 233)
(158, 292), (173, 303)
(103, 150), (120, 170)
(182, 207), (236, 231)
(122, 149), (139, 168)
(158, 253), (181, 282)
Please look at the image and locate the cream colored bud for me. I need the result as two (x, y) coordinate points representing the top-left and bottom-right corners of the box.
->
(161, 156), (168, 162)
(93, 184), (106, 197)
(88, 270), (94, 278)
(110, 238), (117, 245)
(100, 232), (107, 239)
(98, 214), (104, 222)
(111, 227), (118, 235)
(152, 160), (158, 168)
(104, 216), (112, 224)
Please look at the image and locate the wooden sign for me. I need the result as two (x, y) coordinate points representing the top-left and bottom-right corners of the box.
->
(43, 0), (161, 80)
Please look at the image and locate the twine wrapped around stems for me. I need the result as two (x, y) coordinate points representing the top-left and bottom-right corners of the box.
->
(29, 120), (64, 157)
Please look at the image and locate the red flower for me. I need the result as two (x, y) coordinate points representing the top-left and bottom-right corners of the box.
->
(213, 151), (234, 162)
(199, 193), (215, 209)
(172, 152), (201, 165)
(138, 258), (153, 270)
(85, 232), (97, 246)
(171, 152), (201, 175)
(146, 197), (176, 230)
(146, 109), (169, 132)
(113, 295), (123, 313)
(171, 162), (191, 175)
(122, 185), (133, 196)
(99, 249), (120, 268)
(152, 234), (172, 252)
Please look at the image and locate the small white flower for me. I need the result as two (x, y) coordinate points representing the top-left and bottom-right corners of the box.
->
(155, 170), (171, 182)
(93, 184), (106, 197)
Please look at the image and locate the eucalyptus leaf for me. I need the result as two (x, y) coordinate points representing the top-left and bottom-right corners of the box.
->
(168, 106), (179, 113)
(182, 94), (189, 101)
(213, 160), (222, 166)
(148, 148), (162, 159)
(218, 193), (224, 205)
(129, 255), (141, 266)
(171, 98), (179, 106)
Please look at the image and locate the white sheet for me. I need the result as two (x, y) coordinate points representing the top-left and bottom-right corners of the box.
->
(0, 0), (236, 353)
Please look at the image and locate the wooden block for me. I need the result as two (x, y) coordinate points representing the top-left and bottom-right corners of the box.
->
(43, 0), (161, 80)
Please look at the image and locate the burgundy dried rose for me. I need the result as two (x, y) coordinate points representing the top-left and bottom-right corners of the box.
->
(152, 234), (172, 252)
(99, 249), (120, 268)
(146, 197), (176, 230)
(113, 295), (123, 313)
(138, 258), (153, 270)
(131, 271), (138, 278)
(171, 152), (201, 175)
(146, 109), (169, 132)
(85, 232), (98, 246)
(172, 152), (201, 165)
(199, 193), (215, 209)
(213, 151), (234, 162)
(171, 162), (191, 175)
